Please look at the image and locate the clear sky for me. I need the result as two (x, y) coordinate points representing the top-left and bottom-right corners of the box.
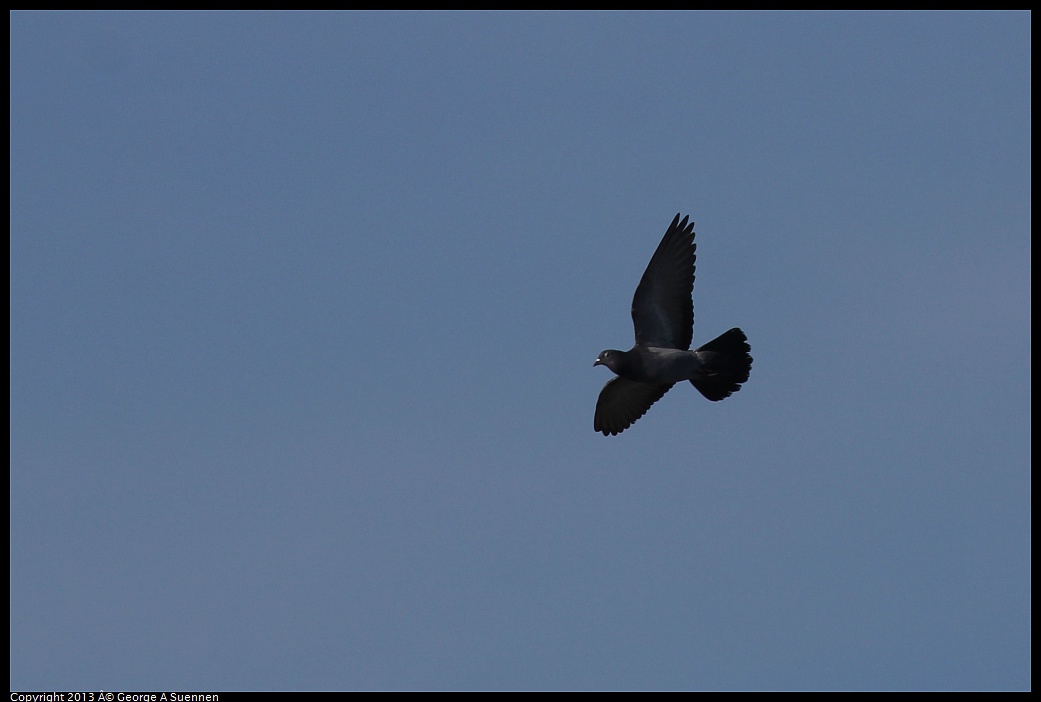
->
(10, 11), (1030, 691)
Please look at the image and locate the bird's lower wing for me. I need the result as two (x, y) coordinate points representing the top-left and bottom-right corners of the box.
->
(594, 377), (674, 436)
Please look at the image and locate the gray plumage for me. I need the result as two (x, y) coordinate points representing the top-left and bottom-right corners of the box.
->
(594, 214), (752, 436)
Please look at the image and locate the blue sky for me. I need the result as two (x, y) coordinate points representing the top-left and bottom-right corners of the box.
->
(10, 11), (1030, 691)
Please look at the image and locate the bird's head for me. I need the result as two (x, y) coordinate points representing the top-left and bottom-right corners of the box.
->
(594, 349), (624, 372)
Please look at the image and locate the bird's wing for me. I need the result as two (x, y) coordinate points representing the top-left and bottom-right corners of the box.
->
(594, 377), (674, 436)
(631, 213), (696, 350)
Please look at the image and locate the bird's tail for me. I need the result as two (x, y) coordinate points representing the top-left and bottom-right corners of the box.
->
(690, 328), (752, 401)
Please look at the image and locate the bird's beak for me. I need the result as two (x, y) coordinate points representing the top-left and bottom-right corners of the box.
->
(593, 358), (602, 367)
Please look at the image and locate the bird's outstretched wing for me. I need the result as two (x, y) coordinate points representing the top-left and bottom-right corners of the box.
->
(594, 377), (674, 436)
(630, 214), (696, 350)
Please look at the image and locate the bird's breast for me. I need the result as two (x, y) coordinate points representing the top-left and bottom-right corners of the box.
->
(631, 347), (704, 384)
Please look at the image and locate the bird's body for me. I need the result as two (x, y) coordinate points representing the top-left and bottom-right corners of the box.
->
(596, 346), (704, 385)
(593, 214), (752, 436)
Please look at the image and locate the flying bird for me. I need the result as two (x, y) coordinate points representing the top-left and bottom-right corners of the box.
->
(593, 213), (752, 436)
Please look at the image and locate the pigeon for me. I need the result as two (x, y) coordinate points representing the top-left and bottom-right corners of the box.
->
(593, 213), (752, 436)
